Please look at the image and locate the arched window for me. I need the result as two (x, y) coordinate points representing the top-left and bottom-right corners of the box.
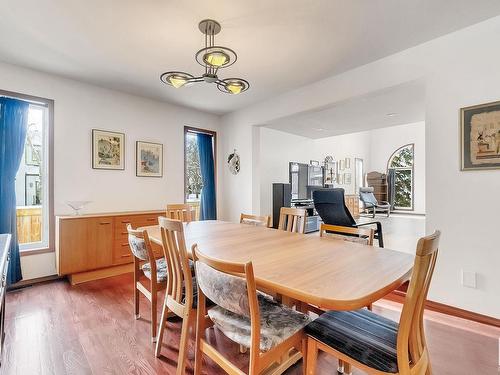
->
(388, 144), (414, 210)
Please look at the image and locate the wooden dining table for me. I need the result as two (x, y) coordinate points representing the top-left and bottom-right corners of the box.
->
(142, 220), (414, 311)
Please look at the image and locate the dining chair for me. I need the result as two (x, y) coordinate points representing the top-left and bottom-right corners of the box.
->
(319, 223), (374, 246)
(166, 203), (196, 222)
(192, 244), (311, 375)
(154, 217), (197, 374)
(127, 224), (167, 343)
(305, 230), (441, 375)
(240, 213), (272, 228)
(278, 207), (307, 234)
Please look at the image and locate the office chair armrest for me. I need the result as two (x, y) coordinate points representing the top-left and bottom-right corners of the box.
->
(356, 221), (381, 228)
(356, 221), (384, 247)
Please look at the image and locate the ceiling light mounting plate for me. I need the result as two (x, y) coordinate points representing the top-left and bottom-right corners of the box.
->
(199, 19), (221, 35)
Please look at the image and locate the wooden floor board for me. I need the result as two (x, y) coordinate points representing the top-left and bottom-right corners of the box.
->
(3, 274), (499, 374)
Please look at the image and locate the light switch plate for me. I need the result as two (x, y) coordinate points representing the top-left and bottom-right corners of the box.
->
(461, 269), (477, 289)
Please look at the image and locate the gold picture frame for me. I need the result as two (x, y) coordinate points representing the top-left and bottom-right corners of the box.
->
(461, 100), (500, 171)
(92, 129), (125, 170)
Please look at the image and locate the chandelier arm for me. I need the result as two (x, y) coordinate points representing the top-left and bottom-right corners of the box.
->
(186, 76), (205, 83)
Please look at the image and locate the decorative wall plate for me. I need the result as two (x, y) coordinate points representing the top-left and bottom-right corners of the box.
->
(227, 149), (240, 175)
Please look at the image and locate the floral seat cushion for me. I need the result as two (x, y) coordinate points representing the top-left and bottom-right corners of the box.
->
(141, 258), (168, 283)
(141, 259), (194, 283)
(208, 293), (311, 352)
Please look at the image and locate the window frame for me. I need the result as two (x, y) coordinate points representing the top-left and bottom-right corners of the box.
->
(1, 89), (54, 256)
(387, 143), (415, 211)
(183, 126), (217, 205)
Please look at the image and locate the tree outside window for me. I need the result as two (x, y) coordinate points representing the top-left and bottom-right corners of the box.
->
(388, 144), (414, 210)
(185, 132), (203, 200)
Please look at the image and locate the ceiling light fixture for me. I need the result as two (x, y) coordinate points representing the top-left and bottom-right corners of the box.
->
(387, 112), (398, 117)
(160, 19), (249, 95)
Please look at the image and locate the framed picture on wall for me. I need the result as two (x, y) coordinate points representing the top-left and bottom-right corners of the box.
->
(92, 129), (125, 170)
(337, 173), (344, 184)
(344, 173), (352, 185)
(136, 141), (163, 177)
(344, 158), (351, 169)
(461, 100), (500, 171)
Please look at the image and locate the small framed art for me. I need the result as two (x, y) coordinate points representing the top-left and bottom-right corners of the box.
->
(136, 141), (163, 177)
(92, 129), (125, 170)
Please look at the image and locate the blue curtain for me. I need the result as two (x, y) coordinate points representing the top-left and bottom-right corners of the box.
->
(0, 97), (29, 285)
(197, 133), (216, 220)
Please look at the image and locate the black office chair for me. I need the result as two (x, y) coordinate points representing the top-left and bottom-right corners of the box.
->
(313, 188), (384, 247)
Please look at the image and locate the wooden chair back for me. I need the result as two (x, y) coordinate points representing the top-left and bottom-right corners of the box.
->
(166, 203), (195, 222)
(158, 217), (194, 314)
(127, 224), (156, 270)
(240, 213), (271, 228)
(320, 223), (374, 246)
(278, 207), (307, 234)
(397, 230), (441, 374)
(192, 244), (262, 372)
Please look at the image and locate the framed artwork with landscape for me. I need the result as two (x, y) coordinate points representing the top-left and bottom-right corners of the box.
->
(136, 141), (163, 177)
(461, 100), (500, 171)
(92, 129), (125, 170)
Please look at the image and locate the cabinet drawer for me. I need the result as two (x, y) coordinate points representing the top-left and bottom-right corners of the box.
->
(112, 239), (163, 265)
(113, 239), (133, 265)
(114, 214), (160, 239)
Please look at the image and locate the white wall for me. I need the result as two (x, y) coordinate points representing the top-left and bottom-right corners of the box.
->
(0, 61), (221, 280)
(221, 16), (500, 317)
(257, 127), (313, 217)
(369, 122), (426, 214)
(312, 131), (372, 195)
(257, 124), (425, 218)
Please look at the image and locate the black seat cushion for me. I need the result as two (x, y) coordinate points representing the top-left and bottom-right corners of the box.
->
(305, 309), (399, 373)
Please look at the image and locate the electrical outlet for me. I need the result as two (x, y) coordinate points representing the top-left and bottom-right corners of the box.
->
(461, 269), (477, 289)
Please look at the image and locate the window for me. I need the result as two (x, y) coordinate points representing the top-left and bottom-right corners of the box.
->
(184, 127), (216, 219)
(388, 144), (414, 210)
(8, 92), (53, 252)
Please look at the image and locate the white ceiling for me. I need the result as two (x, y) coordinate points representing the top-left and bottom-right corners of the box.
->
(1, 1), (500, 114)
(265, 80), (425, 139)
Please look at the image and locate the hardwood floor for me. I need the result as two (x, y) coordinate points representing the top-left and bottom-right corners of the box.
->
(3, 274), (499, 374)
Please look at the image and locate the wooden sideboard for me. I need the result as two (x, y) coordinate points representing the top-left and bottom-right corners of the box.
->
(56, 210), (164, 285)
(345, 194), (360, 218)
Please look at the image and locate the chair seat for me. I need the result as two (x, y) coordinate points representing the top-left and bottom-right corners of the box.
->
(305, 309), (399, 373)
(142, 259), (194, 283)
(208, 293), (311, 352)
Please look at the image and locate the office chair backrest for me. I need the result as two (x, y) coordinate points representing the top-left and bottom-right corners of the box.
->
(313, 188), (356, 227)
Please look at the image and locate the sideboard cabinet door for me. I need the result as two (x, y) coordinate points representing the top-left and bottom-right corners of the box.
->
(58, 217), (114, 275)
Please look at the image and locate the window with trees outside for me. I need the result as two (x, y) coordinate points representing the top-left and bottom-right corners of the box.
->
(14, 100), (51, 250)
(388, 144), (414, 210)
(184, 127), (216, 220)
